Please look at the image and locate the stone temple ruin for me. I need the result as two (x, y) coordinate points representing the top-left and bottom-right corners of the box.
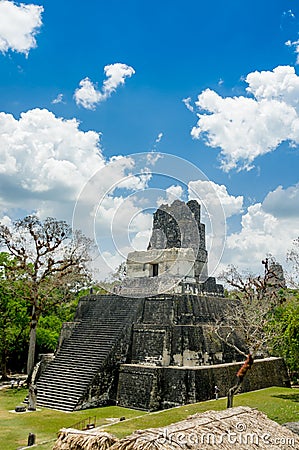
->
(118, 200), (224, 297)
(36, 200), (289, 411)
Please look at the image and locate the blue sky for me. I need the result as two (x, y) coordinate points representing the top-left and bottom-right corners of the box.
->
(1, 0), (299, 279)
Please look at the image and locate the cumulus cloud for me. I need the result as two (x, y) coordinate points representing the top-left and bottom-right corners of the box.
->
(0, 108), (105, 222)
(191, 66), (299, 171)
(223, 183), (299, 274)
(262, 184), (299, 218)
(74, 63), (135, 110)
(188, 180), (243, 219)
(156, 185), (183, 207)
(91, 194), (153, 278)
(0, 1), (43, 56)
(102, 63), (135, 96)
(0, 108), (103, 190)
(73, 78), (102, 110)
(0, 109), (152, 223)
(0, 110), (156, 279)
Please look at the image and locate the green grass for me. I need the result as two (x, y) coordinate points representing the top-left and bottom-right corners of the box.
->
(101, 387), (299, 438)
(0, 387), (146, 450)
(1, 386), (299, 450)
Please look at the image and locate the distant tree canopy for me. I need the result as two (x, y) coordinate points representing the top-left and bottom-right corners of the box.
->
(0, 215), (94, 379)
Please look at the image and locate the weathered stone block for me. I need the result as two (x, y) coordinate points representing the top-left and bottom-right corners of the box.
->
(117, 358), (290, 411)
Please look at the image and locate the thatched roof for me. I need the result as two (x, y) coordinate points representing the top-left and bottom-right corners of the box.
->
(52, 407), (298, 450)
(110, 407), (298, 450)
(52, 429), (118, 450)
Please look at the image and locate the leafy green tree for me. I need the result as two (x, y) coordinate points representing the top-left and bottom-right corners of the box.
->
(36, 292), (79, 354)
(0, 253), (29, 380)
(0, 216), (93, 379)
(269, 293), (299, 379)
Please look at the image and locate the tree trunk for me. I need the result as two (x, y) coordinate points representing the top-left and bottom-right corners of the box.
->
(26, 304), (37, 379)
(227, 380), (243, 408)
(227, 354), (254, 408)
(1, 347), (8, 381)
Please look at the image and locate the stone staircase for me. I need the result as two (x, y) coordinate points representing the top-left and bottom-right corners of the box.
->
(36, 295), (142, 411)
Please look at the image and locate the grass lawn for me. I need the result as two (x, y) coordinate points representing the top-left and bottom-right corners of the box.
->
(102, 386), (299, 438)
(0, 386), (298, 450)
(0, 387), (146, 450)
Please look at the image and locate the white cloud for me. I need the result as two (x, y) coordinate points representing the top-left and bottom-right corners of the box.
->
(155, 132), (163, 144)
(188, 180), (243, 276)
(285, 39), (299, 64)
(262, 184), (299, 218)
(117, 169), (151, 191)
(92, 194), (153, 278)
(188, 180), (243, 219)
(283, 10), (296, 20)
(74, 63), (135, 110)
(191, 66), (299, 171)
(223, 184), (299, 273)
(102, 63), (135, 96)
(0, 110), (157, 280)
(245, 66), (299, 104)
(51, 93), (64, 105)
(0, 108), (104, 219)
(182, 97), (194, 112)
(155, 185), (183, 208)
(73, 78), (102, 110)
(0, 1), (43, 56)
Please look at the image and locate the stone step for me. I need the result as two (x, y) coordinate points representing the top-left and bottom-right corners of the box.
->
(58, 341), (113, 348)
(36, 295), (143, 411)
(38, 374), (92, 384)
(54, 352), (111, 359)
(38, 387), (85, 397)
(37, 387), (85, 397)
(38, 377), (87, 386)
(41, 366), (102, 377)
(37, 399), (78, 410)
(45, 353), (107, 364)
(43, 360), (104, 370)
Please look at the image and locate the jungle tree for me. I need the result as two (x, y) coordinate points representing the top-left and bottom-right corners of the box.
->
(0, 215), (93, 379)
(212, 258), (286, 407)
(0, 252), (29, 379)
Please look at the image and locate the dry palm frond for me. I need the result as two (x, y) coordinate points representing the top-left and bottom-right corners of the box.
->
(110, 407), (298, 450)
(52, 429), (118, 450)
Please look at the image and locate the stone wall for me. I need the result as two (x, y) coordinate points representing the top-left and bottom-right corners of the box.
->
(127, 294), (245, 367)
(117, 358), (290, 410)
(140, 294), (232, 325)
(126, 248), (195, 279)
(148, 200), (208, 280)
(131, 324), (244, 367)
(50, 292), (289, 412)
